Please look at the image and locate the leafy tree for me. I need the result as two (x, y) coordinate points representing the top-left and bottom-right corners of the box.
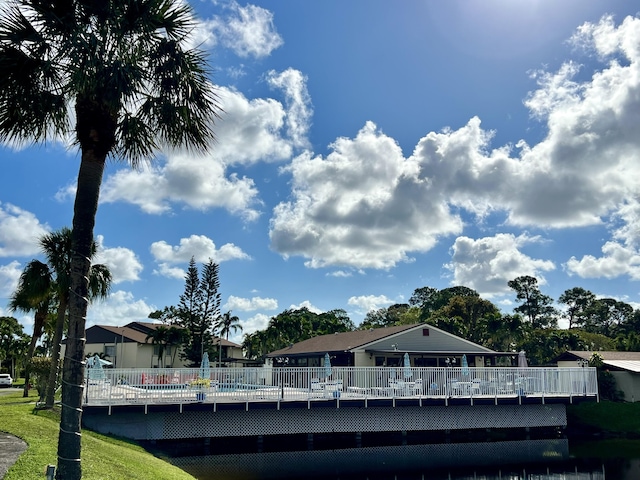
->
(583, 298), (632, 337)
(0, 317), (27, 377)
(359, 304), (409, 329)
(508, 276), (558, 328)
(0, 0), (220, 475)
(484, 314), (524, 352)
(242, 330), (275, 361)
(558, 287), (596, 329)
(242, 308), (354, 359)
(432, 295), (501, 344)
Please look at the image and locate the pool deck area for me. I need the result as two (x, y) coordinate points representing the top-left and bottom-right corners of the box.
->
(83, 365), (599, 413)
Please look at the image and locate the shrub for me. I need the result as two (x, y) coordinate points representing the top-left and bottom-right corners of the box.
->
(30, 357), (52, 401)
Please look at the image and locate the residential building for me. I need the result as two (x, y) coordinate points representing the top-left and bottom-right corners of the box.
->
(266, 323), (515, 368)
(64, 322), (244, 369)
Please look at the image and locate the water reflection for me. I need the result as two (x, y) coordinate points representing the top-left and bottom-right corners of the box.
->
(169, 438), (606, 480)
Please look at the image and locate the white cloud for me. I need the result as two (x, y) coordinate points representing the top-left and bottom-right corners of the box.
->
(97, 78), (314, 218)
(446, 234), (556, 297)
(85, 290), (155, 328)
(211, 2), (283, 59)
(224, 295), (278, 312)
(565, 200), (640, 281)
(269, 15), (640, 273)
(347, 295), (394, 313)
(565, 242), (640, 280)
(150, 235), (250, 278)
(151, 234), (250, 263)
(266, 69), (312, 149)
(0, 260), (22, 297)
(94, 236), (143, 284)
(214, 86), (293, 164)
(0, 203), (49, 257)
(270, 122), (463, 269)
(327, 270), (352, 278)
(100, 153), (261, 219)
(289, 300), (322, 313)
(240, 313), (270, 338)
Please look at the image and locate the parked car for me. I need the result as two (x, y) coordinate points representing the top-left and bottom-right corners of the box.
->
(0, 373), (13, 387)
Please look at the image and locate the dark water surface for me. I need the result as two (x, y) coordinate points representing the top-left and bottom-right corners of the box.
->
(167, 437), (640, 479)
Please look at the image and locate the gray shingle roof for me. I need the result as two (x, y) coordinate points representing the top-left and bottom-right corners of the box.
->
(268, 324), (430, 356)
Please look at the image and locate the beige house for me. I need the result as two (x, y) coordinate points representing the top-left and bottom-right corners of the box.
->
(556, 350), (640, 402)
(64, 322), (244, 369)
(266, 323), (513, 368)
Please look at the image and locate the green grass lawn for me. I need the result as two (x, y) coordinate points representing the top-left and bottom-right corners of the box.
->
(0, 390), (196, 480)
(567, 400), (640, 434)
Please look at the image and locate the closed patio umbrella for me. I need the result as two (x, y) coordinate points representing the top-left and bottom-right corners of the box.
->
(323, 352), (332, 379)
(403, 352), (412, 379)
(200, 352), (211, 380)
(518, 351), (528, 368)
(461, 354), (469, 376)
(88, 355), (105, 381)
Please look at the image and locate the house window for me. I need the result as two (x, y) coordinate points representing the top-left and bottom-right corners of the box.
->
(104, 345), (115, 357)
(422, 328), (429, 336)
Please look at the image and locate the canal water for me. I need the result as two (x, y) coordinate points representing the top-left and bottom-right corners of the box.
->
(167, 437), (640, 480)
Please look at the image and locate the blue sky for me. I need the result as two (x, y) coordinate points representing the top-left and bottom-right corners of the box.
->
(2, 0), (640, 344)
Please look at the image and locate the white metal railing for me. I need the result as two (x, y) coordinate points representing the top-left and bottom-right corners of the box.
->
(83, 366), (598, 406)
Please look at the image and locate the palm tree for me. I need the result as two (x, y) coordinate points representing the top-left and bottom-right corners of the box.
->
(145, 326), (170, 368)
(40, 228), (112, 409)
(0, 2), (219, 477)
(217, 311), (242, 365)
(9, 261), (54, 397)
(219, 311), (243, 341)
(166, 326), (187, 367)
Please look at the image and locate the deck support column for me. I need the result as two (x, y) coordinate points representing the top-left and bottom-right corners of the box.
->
(307, 433), (314, 450)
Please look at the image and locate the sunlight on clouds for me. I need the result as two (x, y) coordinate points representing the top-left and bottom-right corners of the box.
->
(289, 300), (322, 313)
(0, 260), (21, 297)
(150, 235), (250, 279)
(224, 295), (278, 312)
(270, 121), (463, 269)
(215, 86), (292, 164)
(211, 1), (283, 59)
(347, 295), (394, 314)
(240, 313), (270, 338)
(100, 153), (261, 220)
(266, 69), (312, 149)
(94, 235), (143, 284)
(446, 234), (556, 298)
(86, 290), (154, 328)
(0, 203), (49, 257)
(565, 242), (640, 280)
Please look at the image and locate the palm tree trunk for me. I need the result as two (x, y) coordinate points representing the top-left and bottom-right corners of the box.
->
(22, 333), (38, 398)
(45, 296), (68, 408)
(57, 150), (106, 480)
(23, 308), (46, 398)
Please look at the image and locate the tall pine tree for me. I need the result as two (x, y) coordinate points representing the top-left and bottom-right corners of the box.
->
(176, 258), (221, 366)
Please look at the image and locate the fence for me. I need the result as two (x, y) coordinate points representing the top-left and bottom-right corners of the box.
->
(83, 365), (598, 407)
